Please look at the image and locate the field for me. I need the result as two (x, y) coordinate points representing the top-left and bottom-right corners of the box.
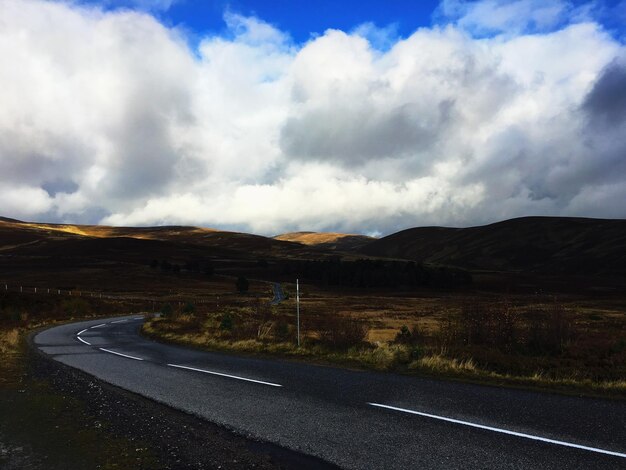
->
(139, 276), (626, 395)
(1, 216), (625, 397)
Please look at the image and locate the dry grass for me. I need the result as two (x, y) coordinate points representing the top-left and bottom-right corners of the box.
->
(412, 354), (477, 373)
(143, 289), (626, 397)
(0, 328), (20, 355)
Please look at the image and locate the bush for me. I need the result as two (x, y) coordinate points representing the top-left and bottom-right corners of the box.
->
(275, 320), (290, 341)
(161, 303), (173, 317)
(395, 325), (412, 343)
(236, 276), (249, 294)
(220, 313), (234, 331)
(182, 302), (195, 314)
(317, 315), (368, 348)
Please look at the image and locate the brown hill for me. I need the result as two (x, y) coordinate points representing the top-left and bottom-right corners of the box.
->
(0, 219), (312, 258)
(360, 216), (626, 275)
(274, 231), (374, 251)
(0, 217), (332, 291)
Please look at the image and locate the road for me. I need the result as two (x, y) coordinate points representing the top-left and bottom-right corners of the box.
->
(270, 283), (286, 305)
(34, 316), (626, 469)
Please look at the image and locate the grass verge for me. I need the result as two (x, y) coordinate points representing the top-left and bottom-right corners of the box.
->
(142, 316), (626, 399)
(0, 327), (163, 469)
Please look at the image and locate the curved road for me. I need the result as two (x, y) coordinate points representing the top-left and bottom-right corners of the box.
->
(34, 316), (626, 469)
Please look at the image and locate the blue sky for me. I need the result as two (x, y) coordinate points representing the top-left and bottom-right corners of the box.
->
(87, 0), (626, 44)
(89, 1), (441, 43)
(1, 0), (626, 233)
(162, 0), (442, 43)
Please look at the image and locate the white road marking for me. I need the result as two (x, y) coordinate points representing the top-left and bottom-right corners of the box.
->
(167, 363), (282, 388)
(367, 403), (626, 459)
(91, 323), (107, 329)
(77, 336), (91, 346)
(133, 317), (143, 320)
(77, 328), (88, 336)
(111, 319), (128, 324)
(99, 348), (144, 361)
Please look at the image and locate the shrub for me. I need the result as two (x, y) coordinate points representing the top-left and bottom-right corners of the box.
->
(236, 276), (249, 294)
(275, 320), (290, 341)
(395, 325), (412, 344)
(182, 302), (195, 314)
(220, 313), (234, 331)
(161, 303), (173, 317)
(317, 315), (368, 348)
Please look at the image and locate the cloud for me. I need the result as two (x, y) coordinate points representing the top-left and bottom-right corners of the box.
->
(0, 0), (625, 235)
(583, 57), (626, 127)
(436, 0), (576, 36)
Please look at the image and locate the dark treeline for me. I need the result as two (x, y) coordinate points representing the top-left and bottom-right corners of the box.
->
(283, 258), (472, 289)
(149, 259), (214, 277)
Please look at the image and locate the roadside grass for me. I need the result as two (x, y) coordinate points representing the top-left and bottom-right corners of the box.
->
(142, 292), (626, 398)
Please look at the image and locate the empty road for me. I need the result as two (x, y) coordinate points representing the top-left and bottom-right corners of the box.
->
(34, 316), (626, 469)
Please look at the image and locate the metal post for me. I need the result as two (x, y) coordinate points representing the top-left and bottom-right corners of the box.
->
(296, 279), (300, 347)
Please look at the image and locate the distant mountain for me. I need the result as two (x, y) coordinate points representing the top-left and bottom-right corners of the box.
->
(360, 217), (626, 275)
(0, 218), (314, 258)
(274, 231), (375, 251)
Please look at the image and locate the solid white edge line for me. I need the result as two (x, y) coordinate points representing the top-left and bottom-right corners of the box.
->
(367, 403), (626, 459)
(167, 363), (282, 388)
(111, 319), (128, 324)
(77, 336), (91, 346)
(91, 323), (107, 328)
(99, 348), (144, 361)
(77, 329), (88, 336)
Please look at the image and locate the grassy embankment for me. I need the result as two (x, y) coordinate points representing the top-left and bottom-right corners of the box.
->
(143, 285), (626, 397)
(0, 292), (163, 470)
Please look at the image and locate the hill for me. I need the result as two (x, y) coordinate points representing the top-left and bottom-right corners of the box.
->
(0, 219), (312, 258)
(360, 216), (626, 276)
(274, 231), (375, 251)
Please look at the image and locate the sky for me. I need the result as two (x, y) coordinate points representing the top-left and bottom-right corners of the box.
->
(1, 0), (625, 236)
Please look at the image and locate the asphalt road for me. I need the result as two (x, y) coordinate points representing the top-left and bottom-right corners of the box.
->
(34, 315), (626, 469)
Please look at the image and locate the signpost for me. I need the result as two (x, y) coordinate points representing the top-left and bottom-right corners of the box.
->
(296, 279), (300, 347)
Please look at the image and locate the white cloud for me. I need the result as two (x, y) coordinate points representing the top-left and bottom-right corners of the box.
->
(0, 0), (624, 235)
(437, 0), (576, 36)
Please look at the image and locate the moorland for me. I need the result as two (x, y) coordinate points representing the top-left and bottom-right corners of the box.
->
(1, 215), (625, 396)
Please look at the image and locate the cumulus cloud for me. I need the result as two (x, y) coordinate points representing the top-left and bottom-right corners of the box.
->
(0, 0), (625, 235)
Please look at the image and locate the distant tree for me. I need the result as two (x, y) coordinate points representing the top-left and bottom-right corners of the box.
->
(161, 303), (173, 317)
(236, 276), (249, 293)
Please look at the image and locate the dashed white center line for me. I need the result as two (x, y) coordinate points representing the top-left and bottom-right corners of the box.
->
(167, 363), (282, 387)
(367, 402), (626, 459)
(77, 328), (88, 336)
(91, 323), (107, 329)
(111, 319), (128, 324)
(99, 348), (144, 361)
(77, 336), (91, 346)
